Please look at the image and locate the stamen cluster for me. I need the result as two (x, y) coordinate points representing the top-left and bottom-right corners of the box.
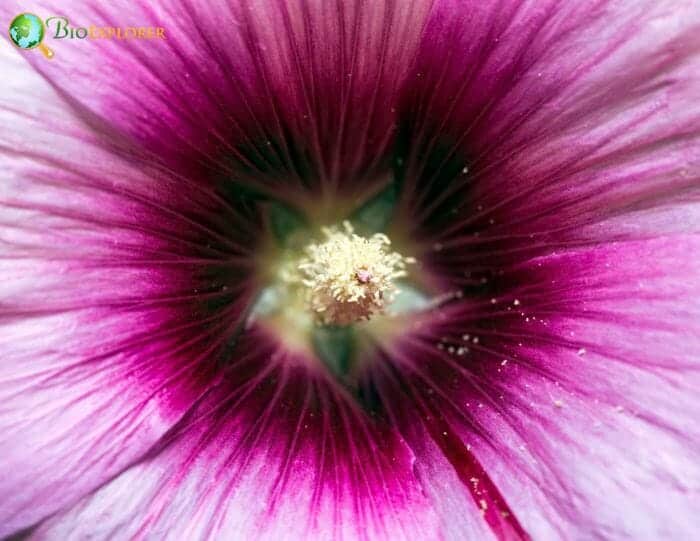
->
(289, 221), (414, 325)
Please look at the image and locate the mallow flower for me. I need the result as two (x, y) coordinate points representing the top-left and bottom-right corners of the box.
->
(1, 0), (699, 539)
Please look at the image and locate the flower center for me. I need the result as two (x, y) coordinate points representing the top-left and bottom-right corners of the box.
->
(285, 221), (414, 326)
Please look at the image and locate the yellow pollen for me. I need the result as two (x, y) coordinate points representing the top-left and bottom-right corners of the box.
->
(288, 221), (414, 325)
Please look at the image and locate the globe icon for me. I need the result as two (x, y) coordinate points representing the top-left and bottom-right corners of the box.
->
(8, 13), (53, 58)
(8, 13), (45, 50)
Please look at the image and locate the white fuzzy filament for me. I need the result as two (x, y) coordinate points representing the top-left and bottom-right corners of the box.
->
(286, 221), (414, 325)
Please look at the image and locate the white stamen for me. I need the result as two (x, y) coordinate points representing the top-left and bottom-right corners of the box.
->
(287, 221), (414, 325)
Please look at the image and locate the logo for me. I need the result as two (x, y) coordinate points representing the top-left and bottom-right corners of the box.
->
(8, 13), (166, 59)
(8, 13), (54, 59)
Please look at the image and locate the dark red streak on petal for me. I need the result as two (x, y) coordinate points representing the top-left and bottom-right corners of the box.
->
(418, 400), (530, 540)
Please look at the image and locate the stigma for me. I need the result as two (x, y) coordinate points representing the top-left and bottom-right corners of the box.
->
(286, 221), (414, 326)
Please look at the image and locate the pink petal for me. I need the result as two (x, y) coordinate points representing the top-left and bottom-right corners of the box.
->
(396, 0), (700, 276)
(383, 235), (700, 538)
(0, 36), (257, 534)
(32, 328), (445, 540)
(1, 0), (434, 205)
